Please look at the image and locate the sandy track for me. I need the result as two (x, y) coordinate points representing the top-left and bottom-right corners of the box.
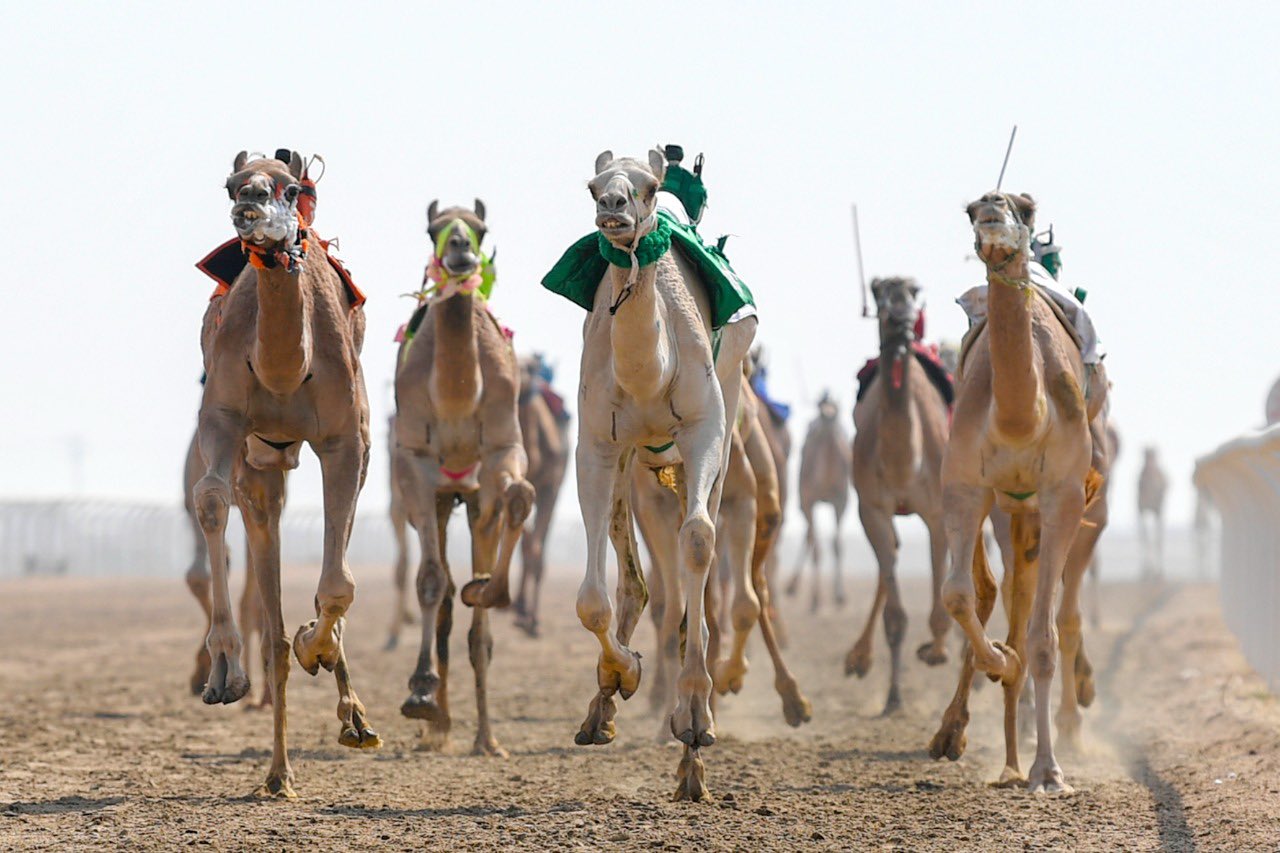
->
(1, 567), (1277, 851)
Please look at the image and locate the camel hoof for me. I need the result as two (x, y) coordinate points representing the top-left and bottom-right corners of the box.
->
(1075, 652), (1096, 708)
(1028, 760), (1073, 794)
(293, 618), (342, 676)
(777, 678), (813, 728)
(460, 576), (511, 609)
(982, 640), (1021, 685)
(472, 738), (509, 759)
(190, 652), (211, 696)
(255, 773), (297, 799)
(575, 691), (618, 745)
(712, 658), (747, 696)
(880, 690), (903, 718)
(844, 644), (872, 678)
(401, 692), (449, 724)
(992, 766), (1026, 788)
(514, 613), (540, 639)
(672, 746), (710, 803)
(201, 653), (250, 705)
(339, 725), (383, 750)
(670, 699), (716, 748)
(597, 647), (642, 701)
(928, 714), (968, 761)
(916, 642), (949, 666)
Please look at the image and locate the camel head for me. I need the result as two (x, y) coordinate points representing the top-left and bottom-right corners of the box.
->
(871, 277), (922, 388)
(518, 352), (553, 396)
(967, 191), (1036, 269)
(817, 391), (838, 421)
(225, 150), (306, 250)
(426, 199), (488, 284)
(588, 149), (666, 248)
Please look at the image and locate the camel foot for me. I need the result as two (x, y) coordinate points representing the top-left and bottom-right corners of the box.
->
(880, 687), (903, 718)
(712, 656), (748, 696)
(783, 574), (800, 598)
(201, 653), (250, 705)
(190, 649), (211, 696)
(1075, 651), (1096, 708)
(928, 710), (969, 761)
(992, 766), (1026, 788)
(844, 641), (873, 678)
(255, 771), (297, 799)
(672, 746), (710, 802)
(670, 686), (716, 748)
(916, 641), (949, 666)
(416, 722), (450, 752)
(293, 617), (343, 676)
(575, 690), (618, 745)
(338, 702), (382, 751)
(1028, 757), (1073, 794)
(514, 613), (540, 639)
(776, 676), (812, 728)
(597, 646), (643, 701)
(472, 736), (509, 759)
(460, 576), (511, 609)
(978, 640), (1021, 685)
(401, 692), (449, 726)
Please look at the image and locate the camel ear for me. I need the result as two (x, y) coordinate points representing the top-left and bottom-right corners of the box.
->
(594, 150), (614, 175)
(427, 200), (439, 224)
(1013, 193), (1037, 230)
(869, 277), (885, 300)
(233, 150), (249, 172)
(288, 150), (305, 180)
(648, 148), (666, 183)
(474, 199), (486, 222)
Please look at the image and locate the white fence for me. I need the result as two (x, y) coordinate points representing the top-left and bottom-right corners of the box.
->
(1194, 425), (1280, 693)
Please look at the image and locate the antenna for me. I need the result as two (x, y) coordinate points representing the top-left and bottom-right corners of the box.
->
(996, 125), (1018, 191)
(852, 204), (869, 317)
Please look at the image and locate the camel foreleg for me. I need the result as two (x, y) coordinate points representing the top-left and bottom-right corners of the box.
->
(711, 433), (760, 697)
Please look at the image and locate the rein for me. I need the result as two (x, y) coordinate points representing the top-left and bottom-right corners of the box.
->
(242, 211), (309, 273)
(604, 185), (667, 316)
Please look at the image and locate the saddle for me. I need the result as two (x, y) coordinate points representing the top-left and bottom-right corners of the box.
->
(956, 284), (1082, 380)
(196, 235), (366, 309)
(855, 342), (955, 407)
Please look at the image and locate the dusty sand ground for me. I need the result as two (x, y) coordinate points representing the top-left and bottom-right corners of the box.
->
(1, 566), (1277, 851)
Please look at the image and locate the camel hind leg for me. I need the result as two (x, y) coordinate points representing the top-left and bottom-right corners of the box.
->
(635, 468), (683, 728)
(994, 513), (1037, 787)
(916, 514), (951, 665)
(385, 458), (414, 651)
(832, 496), (848, 608)
(845, 503), (893, 684)
(711, 432), (761, 697)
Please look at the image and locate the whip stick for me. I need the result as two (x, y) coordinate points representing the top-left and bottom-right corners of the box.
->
(852, 204), (869, 317)
(996, 125), (1018, 191)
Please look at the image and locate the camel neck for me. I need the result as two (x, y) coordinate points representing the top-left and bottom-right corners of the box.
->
(986, 253), (1043, 440)
(608, 262), (673, 400)
(429, 292), (482, 418)
(876, 343), (922, 487)
(253, 265), (312, 396)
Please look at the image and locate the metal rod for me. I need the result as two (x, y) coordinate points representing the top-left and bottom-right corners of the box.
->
(996, 125), (1018, 192)
(852, 204), (869, 317)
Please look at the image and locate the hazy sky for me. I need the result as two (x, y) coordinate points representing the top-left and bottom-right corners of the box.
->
(3, 1), (1277, 531)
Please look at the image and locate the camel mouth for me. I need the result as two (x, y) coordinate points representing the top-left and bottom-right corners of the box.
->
(596, 213), (635, 237)
(231, 199), (297, 245)
(441, 254), (480, 277)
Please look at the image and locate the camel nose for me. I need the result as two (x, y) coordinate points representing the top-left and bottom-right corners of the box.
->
(238, 182), (270, 204)
(598, 190), (628, 213)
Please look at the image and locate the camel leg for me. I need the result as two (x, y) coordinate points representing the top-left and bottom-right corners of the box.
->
(1026, 482), (1086, 794)
(995, 513), (1037, 787)
(185, 522), (214, 696)
(1057, 497), (1106, 746)
(832, 499), (848, 608)
(460, 445), (533, 610)
(764, 549), (788, 648)
(785, 504), (814, 600)
(929, 533), (998, 760)
(845, 503), (893, 680)
(385, 475), (412, 651)
(453, 494), (507, 758)
(238, 543), (271, 709)
(400, 454), (453, 746)
(574, 444), (641, 746)
(515, 482), (554, 637)
(236, 464), (294, 797)
(917, 514), (951, 665)
(635, 472), (682, 726)
(293, 437), (380, 751)
(193, 410), (250, 705)
(941, 485), (1016, 681)
(711, 435), (761, 697)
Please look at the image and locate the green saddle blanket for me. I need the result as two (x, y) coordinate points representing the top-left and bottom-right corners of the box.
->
(541, 209), (755, 330)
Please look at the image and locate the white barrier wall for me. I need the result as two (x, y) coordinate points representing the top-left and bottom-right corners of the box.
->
(1194, 425), (1280, 693)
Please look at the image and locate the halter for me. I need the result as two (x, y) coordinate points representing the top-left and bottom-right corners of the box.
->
(603, 177), (662, 315)
(241, 209), (309, 273)
(413, 218), (496, 304)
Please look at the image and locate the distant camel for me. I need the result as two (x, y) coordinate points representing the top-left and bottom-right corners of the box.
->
(1137, 446), (1169, 578)
(785, 393), (851, 611)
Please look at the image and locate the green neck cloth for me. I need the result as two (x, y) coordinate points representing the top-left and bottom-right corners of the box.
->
(597, 217), (672, 269)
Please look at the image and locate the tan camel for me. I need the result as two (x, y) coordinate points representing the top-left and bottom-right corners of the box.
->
(1137, 446), (1169, 578)
(927, 191), (1106, 793)
(511, 354), (572, 637)
(183, 428), (266, 704)
(195, 150), (378, 797)
(786, 393), (852, 611)
(562, 150), (755, 801)
(393, 200), (534, 757)
(746, 347), (793, 646)
(844, 278), (951, 715)
(641, 372), (811, 734)
(384, 415), (416, 650)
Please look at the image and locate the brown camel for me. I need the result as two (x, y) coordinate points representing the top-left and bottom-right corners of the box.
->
(194, 150), (378, 797)
(642, 372), (811, 734)
(928, 191), (1107, 793)
(183, 428), (266, 704)
(561, 149), (755, 801)
(786, 393), (852, 610)
(511, 354), (572, 638)
(384, 415), (416, 650)
(1137, 445), (1169, 578)
(746, 347), (793, 646)
(844, 278), (951, 715)
(393, 200), (534, 757)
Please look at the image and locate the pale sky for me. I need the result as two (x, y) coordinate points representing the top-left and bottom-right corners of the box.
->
(3, 1), (1277, 532)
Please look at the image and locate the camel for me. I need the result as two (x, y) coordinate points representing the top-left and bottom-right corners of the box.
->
(393, 200), (534, 757)
(844, 278), (951, 715)
(549, 149), (755, 801)
(1137, 446), (1169, 578)
(786, 393), (852, 611)
(194, 150), (378, 797)
(511, 354), (572, 637)
(927, 191), (1108, 793)
(183, 428), (267, 704)
(746, 347), (793, 645)
(641, 371), (811, 734)
(384, 415), (416, 650)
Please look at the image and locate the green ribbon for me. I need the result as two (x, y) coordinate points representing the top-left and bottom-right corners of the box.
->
(596, 217), (672, 269)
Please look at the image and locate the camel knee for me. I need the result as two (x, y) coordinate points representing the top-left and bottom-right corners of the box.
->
(577, 582), (612, 633)
(185, 562), (211, 597)
(730, 591), (761, 632)
(680, 514), (716, 574)
(941, 579), (975, 620)
(467, 621), (493, 665)
(1056, 610), (1082, 653)
(317, 570), (355, 616)
(1027, 622), (1058, 680)
(193, 476), (230, 534)
(884, 601), (908, 646)
(415, 559), (448, 607)
(505, 480), (535, 527)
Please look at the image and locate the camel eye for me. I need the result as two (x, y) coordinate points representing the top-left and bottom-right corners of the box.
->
(284, 185), (299, 202)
